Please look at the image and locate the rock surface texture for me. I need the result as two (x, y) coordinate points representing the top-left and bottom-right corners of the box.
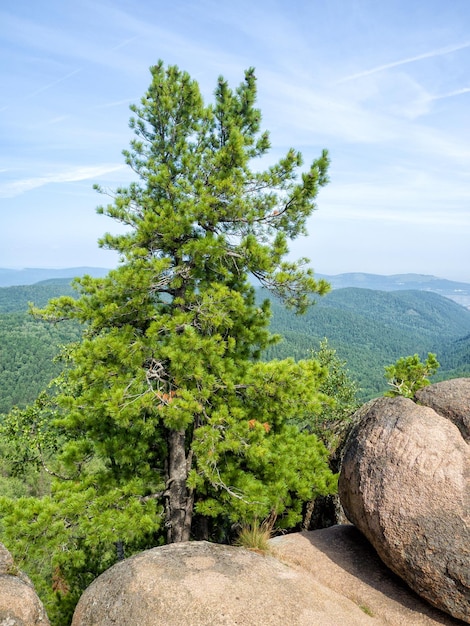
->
(271, 525), (464, 626)
(0, 542), (50, 626)
(415, 377), (470, 442)
(71, 540), (371, 626)
(339, 384), (470, 623)
(72, 530), (464, 626)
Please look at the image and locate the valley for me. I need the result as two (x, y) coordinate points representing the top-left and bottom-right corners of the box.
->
(0, 271), (469, 411)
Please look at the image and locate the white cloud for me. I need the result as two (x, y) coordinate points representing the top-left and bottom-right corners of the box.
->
(0, 9), (149, 81)
(259, 65), (470, 179)
(0, 164), (125, 198)
(260, 74), (400, 145)
(317, 168), (470, 230)
(1, 1), (469, 279)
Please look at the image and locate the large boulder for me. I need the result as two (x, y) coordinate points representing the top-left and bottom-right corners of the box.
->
(0, 542), (50, 625)
(415, 377), (470, 442)
(339, 387), (470, 623)
(72, 530), (462, 626)
(71, 540), (377, 626)
(271, 525), (464, 625)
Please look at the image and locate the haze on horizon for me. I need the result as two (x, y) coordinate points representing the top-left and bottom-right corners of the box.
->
(1, 1), (469, 283)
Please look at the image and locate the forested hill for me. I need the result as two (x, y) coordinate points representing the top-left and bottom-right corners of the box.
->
(0, 279), (76, 314)
(0, 267), (109, 288)
(317, 273), (470, 308)
(261, 287), (470, 399)
(1, 281), (470, 414)
(0, 279), (80, 413)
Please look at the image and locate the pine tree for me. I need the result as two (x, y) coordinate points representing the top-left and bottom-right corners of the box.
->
(1, 62), (335, 620)
(384, 352), (440, 398)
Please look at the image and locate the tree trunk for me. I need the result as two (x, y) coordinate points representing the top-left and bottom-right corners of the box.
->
(165, 429), (194, 543)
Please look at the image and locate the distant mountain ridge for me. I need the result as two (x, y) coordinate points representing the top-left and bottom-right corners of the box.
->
(317, 273), (470, 308)
(2, 268), (468, 297)
(0, 267), (110, 288)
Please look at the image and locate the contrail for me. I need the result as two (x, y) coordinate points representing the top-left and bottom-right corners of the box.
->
(91, 98), (136, 110)
(109, 35), (140, 52)
(432, 86), (470, 100)
(25, 68), (82, 100)
(336, 40), (470, 83)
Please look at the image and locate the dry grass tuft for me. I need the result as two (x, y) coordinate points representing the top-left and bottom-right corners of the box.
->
(234, 513), (276, 555)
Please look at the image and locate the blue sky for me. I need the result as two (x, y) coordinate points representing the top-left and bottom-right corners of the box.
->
(1, 0), (470, 281)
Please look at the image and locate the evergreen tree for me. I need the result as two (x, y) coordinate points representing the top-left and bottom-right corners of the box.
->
(384, 352), (440, 398)
(1, 63), (335, 620)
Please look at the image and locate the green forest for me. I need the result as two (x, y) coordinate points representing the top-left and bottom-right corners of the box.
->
(0, 280), (80, 414)
(262, 286), (470, 398)
(1, 280), (470, 414)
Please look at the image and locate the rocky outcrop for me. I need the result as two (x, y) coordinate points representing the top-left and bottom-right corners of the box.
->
(0, 542), (50, 625)
(72, 530), (464, 626)
(339, 386), (470, 623)
(71, 540), (373, 626)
